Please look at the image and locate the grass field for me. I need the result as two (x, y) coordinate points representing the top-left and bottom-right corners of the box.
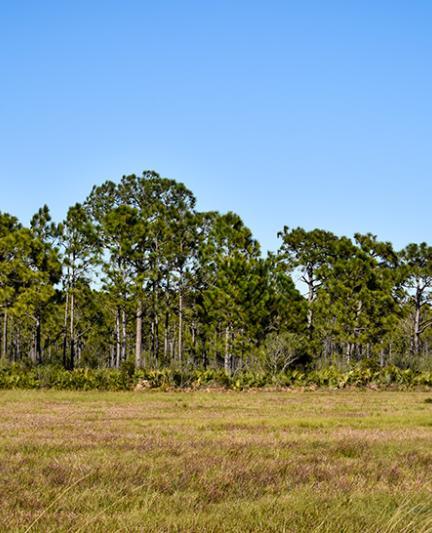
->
(1, 390), (432, 532)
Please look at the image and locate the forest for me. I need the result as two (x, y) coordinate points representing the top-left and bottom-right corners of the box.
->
(1, 170), (432, 375)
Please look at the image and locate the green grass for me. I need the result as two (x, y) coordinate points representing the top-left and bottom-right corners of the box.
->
(2, 390), (432, 531)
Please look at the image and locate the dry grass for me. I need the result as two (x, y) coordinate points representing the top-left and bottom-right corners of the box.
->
(1, 389), (432, 531)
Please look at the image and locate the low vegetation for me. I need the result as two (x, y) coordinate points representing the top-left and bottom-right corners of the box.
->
(3, 363), (432, 391)
(2, 389), (432, 532)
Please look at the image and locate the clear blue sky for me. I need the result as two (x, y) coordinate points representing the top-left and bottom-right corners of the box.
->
(1, 1), (431, 253)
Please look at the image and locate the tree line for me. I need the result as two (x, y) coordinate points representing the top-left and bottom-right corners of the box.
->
(1, 171), (432, 373)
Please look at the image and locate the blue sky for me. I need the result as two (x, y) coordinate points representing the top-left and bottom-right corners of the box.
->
(1, 1), (431, 253)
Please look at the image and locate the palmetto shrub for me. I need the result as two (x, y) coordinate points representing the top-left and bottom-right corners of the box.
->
(1, 363), (432, 391)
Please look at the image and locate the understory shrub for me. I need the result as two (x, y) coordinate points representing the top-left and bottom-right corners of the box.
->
(1, 363), (432, 391)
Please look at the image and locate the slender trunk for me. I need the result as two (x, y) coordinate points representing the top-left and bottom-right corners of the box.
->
(77, 341), (81, 365)
(30, 332), (36, 364)
(178, 291), (183, 363)
(414, 294), (421, 356)
(69, 291), (75, 370)
(111, 345), (114, 368)
(306, 267), (314, 338)
(62, 292), (69, 369)
(150, 320), (155, 366)
(224, 326), (231, 374)
(2, 310), (7, 359)
(306, 306), (313, 334)
(152, 241), (160, 366)
(121, 308), (127, 362)
(231, 329), (236, 373)
(354, 300), (363, 361)
(115, 308), (121, 368)
(154, 313), (159, 365)
(35, 313), (42, 364)
(346, 342), (351, 366)
(191, 322), (197, 366)
(164, 311), (169, 364)
(135, 300), (143, 368)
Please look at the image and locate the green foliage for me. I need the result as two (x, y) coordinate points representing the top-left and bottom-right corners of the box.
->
(0, 364), (432, 391)
(2, 171), (432, 373)
(0, 365), (132, 391)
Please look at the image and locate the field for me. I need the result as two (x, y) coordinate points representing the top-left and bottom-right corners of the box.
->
(1, 390), (432, 532)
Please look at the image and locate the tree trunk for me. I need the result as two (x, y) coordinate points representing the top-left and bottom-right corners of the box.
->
(135, 300), (143, 368)
(346, 342), (352, 366)
(115, 308), (121, 368)
(30, 333), (36, 364)
(69, 291), (75, 370)
(62, 292), (69, 369)
(77, 341), (82, 365)
(414, 293), (421, 356)
(110, 344), (115, 368)
(121, 308), (127, 363)
(224, 326), (231, 374)
(154, 312), (159, 365)
(35, 314), (42, 364)
(150, 320), (155, 366)
(178, 291), (183, 363)
(2, 310), (7, 359)
(201, 332), (207, 369)
(164, 311), (169, 365)
(306, 266), (314, 338)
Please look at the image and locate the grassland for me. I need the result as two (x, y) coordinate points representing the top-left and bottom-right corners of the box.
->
(1, 390), (432, 532)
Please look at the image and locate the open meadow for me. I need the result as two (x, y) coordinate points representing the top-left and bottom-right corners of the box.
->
(1, 389), (432, 532)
